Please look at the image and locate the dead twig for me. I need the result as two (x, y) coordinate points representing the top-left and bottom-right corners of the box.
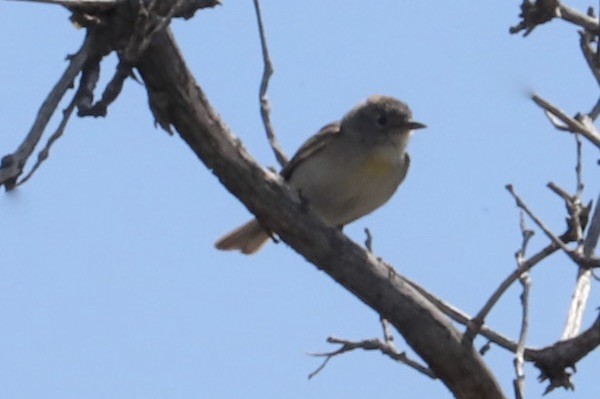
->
(531, 94), (600, 148)
(513, 212), (533, 399)
(17, 88), (79, 186)
(364, 227), (373, 252)
(252, 0), (288, 168)
(307, 336), (435, 380)
(562, 133), (595, 340)
(506, 184), (600, 269)
(465, 180), (590, 343)
(0, 33), (95, 190)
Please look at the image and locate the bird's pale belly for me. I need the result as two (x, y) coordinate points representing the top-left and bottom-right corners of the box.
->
(288, 149), (405, 226)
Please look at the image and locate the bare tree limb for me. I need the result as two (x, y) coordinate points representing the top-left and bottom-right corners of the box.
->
(252, 0), (288, 168)
(532, 313), (600, 393)
(558, 2), (600, 31)
(531, 94), (600, 148)
(132, 25), (507, 399)
(17, 85), (79, 186)
(513, 212), (533, 399)
(465, 179), (591, 343)
(510, 0), (599, 36)
(506, 184), (600, 269)
(0, 33), (94, 190)
(562, 268), (593, 339)
(562, 134), (593, 340)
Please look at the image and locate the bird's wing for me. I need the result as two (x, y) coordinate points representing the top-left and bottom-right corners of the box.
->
(281, 122), (341, 180)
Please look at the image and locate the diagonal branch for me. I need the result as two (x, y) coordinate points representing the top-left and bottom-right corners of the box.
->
(558, 3), (600, 32)
(307, 336), (435, 380)
(134, 27), (507, 399)
(531, 93), (600, 148)
(0, 33), (94, 190)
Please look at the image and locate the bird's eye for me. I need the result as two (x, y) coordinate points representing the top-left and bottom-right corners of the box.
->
(377, 114), (387, 126)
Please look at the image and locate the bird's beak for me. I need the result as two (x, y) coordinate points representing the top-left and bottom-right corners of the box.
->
(406, 121), (426, 130)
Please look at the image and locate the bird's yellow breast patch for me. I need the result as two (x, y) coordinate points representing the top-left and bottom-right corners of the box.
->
(363, 154), (395, 176)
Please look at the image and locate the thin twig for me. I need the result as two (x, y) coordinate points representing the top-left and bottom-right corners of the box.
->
(505, 184), (593, 267)
(364, 227), (373, 252)
(505, 185), (569, 250)
(465, 210), (535, 342)
(575, 133), (584, 198)
(513, 275), (530, 399)
(380, 316), (394, 344)
(78, 61), (131, 117)
(16, 90), (79, 186)
(252, 0), (288, 167)
(307, 336), (435, 379)
(466, 179), (591, 343)
(513, 212), (532, 399)
(531, 94), (600, 148)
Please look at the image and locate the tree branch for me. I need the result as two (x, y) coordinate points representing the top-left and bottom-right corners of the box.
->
(307, 336), (435, 380)
(134, 26), (507, 399)
(531, 93), (600, 148)
(8, 0), (219, 19)
(0, 33), (94, 190)
(531, 313), (600, 393)
(509, 0), (599, 36)
(252, 0), (288, 167)
(513, 213), (533, 399)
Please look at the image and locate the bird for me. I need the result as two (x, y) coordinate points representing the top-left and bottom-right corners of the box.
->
(215, 95), (425, 254)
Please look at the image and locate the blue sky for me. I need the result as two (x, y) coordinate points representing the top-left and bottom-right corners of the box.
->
(1, 1), (599, 398)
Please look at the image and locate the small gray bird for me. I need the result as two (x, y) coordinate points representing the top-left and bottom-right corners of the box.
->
(215, 95), (425, 254)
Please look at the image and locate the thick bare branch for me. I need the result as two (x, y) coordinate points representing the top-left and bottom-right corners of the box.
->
(133, 27), (506, 399)
(532, 314), (600, 393)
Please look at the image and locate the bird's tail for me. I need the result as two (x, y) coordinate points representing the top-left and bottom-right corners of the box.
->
(214, 219), (270, 255)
